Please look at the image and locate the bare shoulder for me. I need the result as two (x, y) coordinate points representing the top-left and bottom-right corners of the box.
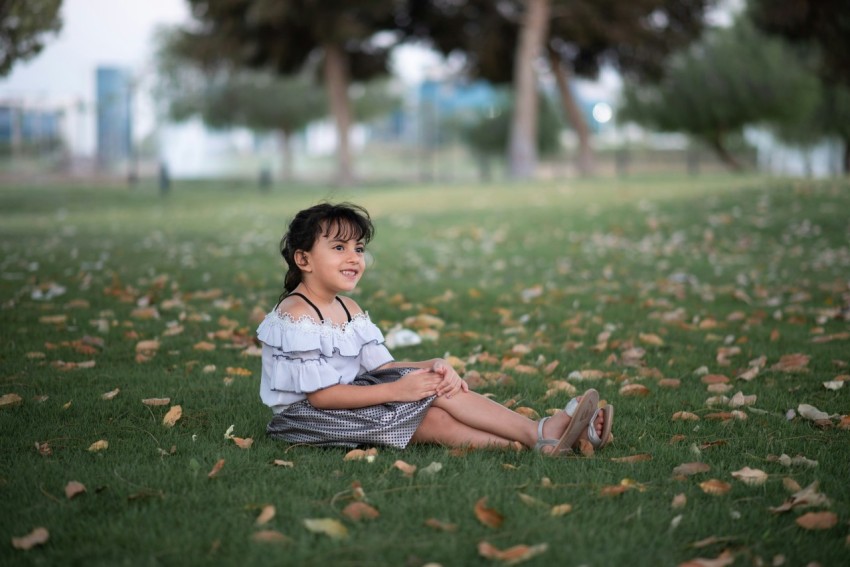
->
(338, 295), (365, 316)
(276, 295), (318, 320)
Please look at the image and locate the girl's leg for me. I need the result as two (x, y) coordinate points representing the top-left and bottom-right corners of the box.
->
(430, 390), (605, 451)
(410, 407), (514, 448)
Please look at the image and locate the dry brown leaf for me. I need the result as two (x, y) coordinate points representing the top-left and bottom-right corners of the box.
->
(679, 549), (736, 567)
(424, 518), (458, 532)
(226, 366), (252, 376)
(251, 530), (290, 544)
(673, 462), (711, 476)
(87, 439), (109, 452)
(65, 480), (86, 499)
(303, 518), (348, 539)
(232, 437), (253, 449)
(193, 341), (217, 351)
(839, 415), (850, 430)
(517, 492), (546, 508)
(100, 388), (120, 401)
(771, 353), (810, 373)
(162, 405), (182, 427)
(474, 497), (504, 529)
(255, 505), (276, 526)
(769, 481), (831, 513)
(478, 541), (548, 565)
(208, 459), (225, 478)
(782, 477), (802, 493)
(699, 479), (732, 495)
(619, 384), (650, 397)
(659, 378), (681, 389)
(141, 397), (171, 406)
(272, 460), (294, 468)
(701, 374), (730, 384)
(795, 511), (838, 530)
(344, 448), (377, 462)
(0, 393), (23, 409)
(600, 484), (629, 496)
(639, 332), (665, 346)
(393, 460), (417, 477)
(514, 406), (540, 420)
(610, 454), (652, 463)
(39, 314), (67, 324)
(672, 493), (687, 509)
(730, 467), (768, 486)
(11, 527), (49, 550)
(550, 503), (573, 516)
(728, 391), (757, 408)
(342, 501), (380, 521)
(135, 339), (160, 353)
(672, 411), (700, 421)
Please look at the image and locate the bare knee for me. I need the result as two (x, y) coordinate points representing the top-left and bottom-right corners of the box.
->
(412, 407), (455, 443)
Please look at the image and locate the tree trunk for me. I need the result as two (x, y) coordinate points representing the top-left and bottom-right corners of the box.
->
(547, 45), (594, 177)
(508, 0), (550, 180)
(323, 43), (354, 186)
(278, 130), (294, 183)
(708, 133), (745, 172)
(843, 135), (850, 175)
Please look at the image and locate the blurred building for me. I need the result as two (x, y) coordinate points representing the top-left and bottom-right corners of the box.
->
(0, 99), (63, 153)
(96, 66), (133, 167)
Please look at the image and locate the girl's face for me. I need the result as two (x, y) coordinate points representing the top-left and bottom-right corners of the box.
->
(298, 223), (366, 294)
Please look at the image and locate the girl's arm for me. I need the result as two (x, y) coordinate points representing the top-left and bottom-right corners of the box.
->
(306, 369), (443, 410)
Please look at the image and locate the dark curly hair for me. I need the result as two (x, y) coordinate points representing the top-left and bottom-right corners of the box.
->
(278, 202), (375, 302)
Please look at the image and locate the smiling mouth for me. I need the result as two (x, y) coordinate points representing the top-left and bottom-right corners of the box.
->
(341, 270), (358, 277)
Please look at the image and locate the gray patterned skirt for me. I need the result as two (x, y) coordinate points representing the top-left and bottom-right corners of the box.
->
(266, 367), (435, 449)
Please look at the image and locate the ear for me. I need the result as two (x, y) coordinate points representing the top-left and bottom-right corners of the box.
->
(295, 250), (312, 271)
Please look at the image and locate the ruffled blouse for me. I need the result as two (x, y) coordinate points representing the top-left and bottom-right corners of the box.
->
(256, 309), (394, 412)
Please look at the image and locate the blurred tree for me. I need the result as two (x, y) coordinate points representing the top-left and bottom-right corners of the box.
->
(173, 1), (404, 186)
(406, 0), (715, 177)
(0, 0), (62, 76)
(456, 90), (561, 181)
(750, 0), (850, 172)
(619, 21), (819, 171)
(156, 29), (327, 182)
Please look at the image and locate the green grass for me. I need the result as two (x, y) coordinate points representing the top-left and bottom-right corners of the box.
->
(1, 174), (849, 566)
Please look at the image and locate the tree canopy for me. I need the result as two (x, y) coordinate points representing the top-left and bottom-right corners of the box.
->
(0, 0), (62, 76)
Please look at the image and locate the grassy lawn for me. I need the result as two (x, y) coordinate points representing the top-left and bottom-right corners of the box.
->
(1, 174), (848, 566)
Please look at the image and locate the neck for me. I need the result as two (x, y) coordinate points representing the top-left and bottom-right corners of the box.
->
(295, 283), (337, 307)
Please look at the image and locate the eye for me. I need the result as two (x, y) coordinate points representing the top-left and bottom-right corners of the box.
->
(355, 246), (365, 254)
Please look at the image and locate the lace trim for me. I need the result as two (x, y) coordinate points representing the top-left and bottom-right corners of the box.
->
(267, 309), (373, 336)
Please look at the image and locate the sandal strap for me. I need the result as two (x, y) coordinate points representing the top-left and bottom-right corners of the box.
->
(534, 417), (559, 451)
(566, 397), (604, 448)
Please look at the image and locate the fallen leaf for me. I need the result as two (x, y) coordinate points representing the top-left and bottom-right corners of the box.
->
(730, 467), (768, 486)
(11, 527), (49, 550)
(782, 477), (802, 493)
(823, 380), (844, 391)
(272, 460), (294, 468)
(193, 341), (217, 351)
(424, 518), (458, 532)
(600, 484), (629, 496)
(673, 462), (711, 477)
(679, 549), (735, 567)
(225, 366), (252, 376)
(610, 454), (652, 463)
(728, 391), (757, 408)
(0, 393), (23, 408)
(771, 353), (810, 373)
(514, 406), (540, 419)
(255, 505), (276, 526)
(517, 493), (547, 508)
(795, 511), (838, 530)
(639, 333), (665, 346)
(672, 493), (687, 509)
(232, 437), (253, 449)
(550, 503), (573, 516)
(141, 397), (171, 406)
(208, 459), (225, 478)
(101, 388), (120, 401)
(701, 374), (730, 384)
(39, 314), (67, 324)
(769, 481), (831, 513)
(619, 384), (650, 397)
(135, 339), (160, 354)
(87, 439), (109, 452)
(342, 501), (380, 521)
(65, 480), (86, 499)
(162, 405), (182, 427)
(251, 530), (290, 544)
(673, 411), (700, 421)
(474, 497), (504, 529)
(303, 518), (348, 539)
(478, 541), (548, 565)
(699, 479), (732, 495)
(393, 460), (417, 477)
(344, 448), (377, 462)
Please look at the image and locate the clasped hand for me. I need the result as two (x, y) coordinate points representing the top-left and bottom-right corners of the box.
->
(395, 359), (468, 401)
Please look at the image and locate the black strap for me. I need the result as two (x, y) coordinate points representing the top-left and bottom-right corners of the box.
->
(287, 292), (351, 323)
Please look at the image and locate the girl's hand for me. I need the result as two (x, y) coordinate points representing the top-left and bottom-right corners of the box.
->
(394, 369), (442, 402)
(432, 359), (469, 399)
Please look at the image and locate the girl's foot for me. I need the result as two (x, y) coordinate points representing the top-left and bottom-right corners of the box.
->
(533, 390), (600, 455)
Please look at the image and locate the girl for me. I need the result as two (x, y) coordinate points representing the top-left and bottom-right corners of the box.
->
(257, 202), (613, 454)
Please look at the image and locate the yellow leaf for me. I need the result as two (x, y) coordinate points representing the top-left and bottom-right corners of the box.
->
(208, 459), (225, 479)
(795, 511), (838, 530)
(619, 384), (650, 397)
(474, 497), (504, 529)
(514, 406), (539, 420)
(610, 454), (652, 464)
(393, 459), (417, 477)
(101, 388), (120, 401)
(255, 505), (276, 526)
(303, 518), (348, 539)
(517, 492), (546, 508)
(0, 393), (23, 409)
(141, 397), (171, 406)
(225, 366), (252, 376)
(39, 314), (67, 324)
(65, 480), (86, 499)
(550, 503), (573, 516)
(639, 333), (665, 346)
(135, 339), (160, 353)
(342, 501), (380, 521)
(344, 448), (377, 462)
(162, 405), (182, 427)
(251, 530), (290, 544)
(87, 439), (109, 452)
(193, 341), (217, 351)
(11, 527), (49, 550)
(672, 411), (700, 421)
(699, 479), (732, 495)
(478, 541), (548, 564)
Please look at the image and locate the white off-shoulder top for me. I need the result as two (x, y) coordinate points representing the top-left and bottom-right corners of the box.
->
(256, 310), (394, 413)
